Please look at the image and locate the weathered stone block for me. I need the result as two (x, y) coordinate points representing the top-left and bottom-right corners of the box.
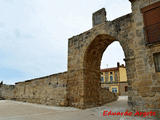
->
(92, 8), (106, 27)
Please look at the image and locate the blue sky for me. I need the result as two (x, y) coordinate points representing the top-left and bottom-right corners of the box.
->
(0, 0), (131, 84)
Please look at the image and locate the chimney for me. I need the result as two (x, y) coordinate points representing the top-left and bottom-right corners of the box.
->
(117, 62), (120, 67)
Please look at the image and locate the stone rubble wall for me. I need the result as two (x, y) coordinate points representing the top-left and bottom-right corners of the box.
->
(0, 84), (15, 100)
(0, 70), (118, 107)
(0, 72), (68, 106)
(99, 88), (118, 105)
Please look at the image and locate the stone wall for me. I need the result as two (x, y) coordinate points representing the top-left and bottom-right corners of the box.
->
(99, 88), (118, 105)
(0, 84), (15, 100)
(0, 72), (68, 106)
(0, 70), (117, 107)
(119, 82), (128, 96)
(128, 0), (160, 119)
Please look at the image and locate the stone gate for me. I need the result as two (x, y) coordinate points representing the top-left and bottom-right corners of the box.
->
(67, 0), (160, 118)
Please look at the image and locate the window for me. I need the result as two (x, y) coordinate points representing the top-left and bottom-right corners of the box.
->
(141, 2), (160, 44)
(112, 88), (117, 93)
(114, 72), (118, 82)
(110, 76), (113, 82)
(125, 86), (128, 92)
(105, 72), (108, 82)
(101, 76), (104, 83)
(110, 72), (113, 82)
(153, 52), (160, 72)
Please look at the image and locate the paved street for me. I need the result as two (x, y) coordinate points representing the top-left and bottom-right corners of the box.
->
(0, 96), (154, 120)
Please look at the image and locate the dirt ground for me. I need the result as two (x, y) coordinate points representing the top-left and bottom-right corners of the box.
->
(0, 96), (155, 120)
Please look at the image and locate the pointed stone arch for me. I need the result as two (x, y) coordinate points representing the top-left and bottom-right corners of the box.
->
(67, 19), (135, 107)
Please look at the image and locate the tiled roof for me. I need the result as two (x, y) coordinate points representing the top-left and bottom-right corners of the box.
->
(100, 67), (118, 72)
(101, 66), (125, 72)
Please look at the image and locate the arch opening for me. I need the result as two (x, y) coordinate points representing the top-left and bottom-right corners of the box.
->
(100, 41), (128, 97)
(83, 34), (128, 107)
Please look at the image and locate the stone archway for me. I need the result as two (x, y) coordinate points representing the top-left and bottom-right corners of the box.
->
(67, 20), (135, 108)
(67, 7), (135, 108)
(83, 34), (117, 107)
